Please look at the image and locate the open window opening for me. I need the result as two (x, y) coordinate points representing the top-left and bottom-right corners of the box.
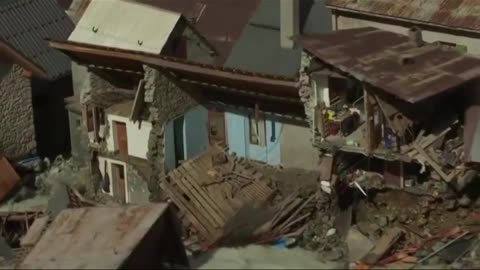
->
(249, 114), (266, 146)
(85, 105), (106, 144)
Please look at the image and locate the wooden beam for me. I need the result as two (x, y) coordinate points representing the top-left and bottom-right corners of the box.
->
(364, 85), (375, 153)
(49, 40), (297, 93)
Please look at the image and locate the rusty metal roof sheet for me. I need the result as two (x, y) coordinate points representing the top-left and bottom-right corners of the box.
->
(296, 27), (480, 103)
(135, 0), (260, 64)
(18, 204), (170, 269)
(325, 0), (480, 32)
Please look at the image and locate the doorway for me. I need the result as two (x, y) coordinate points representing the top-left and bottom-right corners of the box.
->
(114, 121), (128, 157)
(173, 116), (185, 167)
(112, 163), (126, 204)
(208, 110), (227, 146)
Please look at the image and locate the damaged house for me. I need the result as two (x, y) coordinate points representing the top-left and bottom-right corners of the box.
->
(50, 0), (335, 203)
(0, 0), (75, 160)
(326, 0), (480, 54)
(296, 27), (480, 197)
(51, 0), (219, 204)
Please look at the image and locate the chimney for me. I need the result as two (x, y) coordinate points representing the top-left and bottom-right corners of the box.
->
(408, 27), (424, 47)
(280, 0), (300, 49)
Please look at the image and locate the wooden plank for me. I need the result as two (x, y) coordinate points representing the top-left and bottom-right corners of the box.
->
(413, 144), (452, 182)
(160, 180), (215, 238)
(185, 162), (236, 217)
(362, 227), (404, 265)
(178, 165), (227, 224)
(276, 195), (315, 232)
(170, 170), (221, 229)
(20, 216), (49, 247)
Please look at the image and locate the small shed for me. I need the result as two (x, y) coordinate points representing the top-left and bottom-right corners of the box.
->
(18, 203), (189, 269)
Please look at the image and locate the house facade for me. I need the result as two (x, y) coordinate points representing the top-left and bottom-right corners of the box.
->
(0, 0), (74, 161)
(52, 0), (218, 203)
(326, 0), (480, 55)
(296, 27), (480, 190)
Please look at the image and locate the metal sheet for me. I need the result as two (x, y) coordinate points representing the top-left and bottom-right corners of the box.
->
(69, 0), (181, 54)
(326, 0), (480, 32)
(296, 27), (480, 103)
(136, 0), (260, 64)
(0, 0), (74, 79)
(18, 204), (170, 269)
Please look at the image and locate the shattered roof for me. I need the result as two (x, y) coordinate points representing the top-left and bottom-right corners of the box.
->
(18, 204), (170, 269)
(296, 27), (480, 103)
(135, 0), (260, 64)
(0, 0), (75, 79)
(325, 0), (480, 32)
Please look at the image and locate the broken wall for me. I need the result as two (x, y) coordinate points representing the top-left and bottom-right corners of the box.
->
(0, 64), (36, 159)
(126, 163), (150, 204)
(144, 65), (198, 201)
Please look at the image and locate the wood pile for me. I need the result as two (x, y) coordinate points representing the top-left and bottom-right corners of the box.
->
(254, 192), (317, 243)
(160, 146), (275, 249)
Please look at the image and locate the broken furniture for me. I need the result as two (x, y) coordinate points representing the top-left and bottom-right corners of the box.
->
(160, 146), (275, 249)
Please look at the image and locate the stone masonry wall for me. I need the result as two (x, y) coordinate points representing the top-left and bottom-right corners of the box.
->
(0, 64), (36, 159)
(144, 65), (198, 201)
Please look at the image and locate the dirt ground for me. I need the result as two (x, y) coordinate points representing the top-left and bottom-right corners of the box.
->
(191, 245), (346, 269)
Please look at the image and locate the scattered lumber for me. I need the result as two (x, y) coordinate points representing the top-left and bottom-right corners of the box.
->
(362, 227), (404, 265)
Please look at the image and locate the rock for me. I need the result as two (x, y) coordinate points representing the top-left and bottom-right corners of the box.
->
(418, 217), (428, 227)
(458, 195), (472, 207)
(346, 227), (374, 262)
(326, 228), (336, 237)
(457, 209), (469, 219)
(54, 155), (65, 165)
(427, 255), (441, 265)
(446, 200), (458, 211)
(450, 262), (463, 269)
(324, 249), (344, 261)
(378, 216), (389, 227)
(49, 167), (60, 175)
(43, 157), (51, 168)
(399, 214), (410, 223)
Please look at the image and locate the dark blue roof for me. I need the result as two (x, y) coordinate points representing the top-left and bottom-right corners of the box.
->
(0, 0), (75, 79)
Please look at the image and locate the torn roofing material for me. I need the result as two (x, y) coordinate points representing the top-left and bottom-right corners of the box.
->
(136, 0), (260, 64)
(18, 204), (174, 269)
(0, 0), (75, 79)
(325, 0), (480, 33)
(296, 27), (480, 103)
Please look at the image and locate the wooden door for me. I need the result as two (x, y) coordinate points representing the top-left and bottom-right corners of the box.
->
(113, 164), (126, 204)
(115, 122), (128, 156)
(208, 110), (227, 146)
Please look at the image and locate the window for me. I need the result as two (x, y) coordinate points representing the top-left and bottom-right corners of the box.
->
(249, 114), (266, 146)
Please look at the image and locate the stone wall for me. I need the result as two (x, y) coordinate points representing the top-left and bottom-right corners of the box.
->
(0, 64), (36, 159)
(144, 65), (198, 201)
(126, 163), (150, 204)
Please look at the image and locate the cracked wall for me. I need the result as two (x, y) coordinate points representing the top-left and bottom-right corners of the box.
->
(0, 64), (36, 159)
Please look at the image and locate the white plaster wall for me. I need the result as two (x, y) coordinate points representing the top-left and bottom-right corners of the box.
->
(97, 156), (129, 202)
(335, 15), (480, 55)
(106, 114), (152, 159)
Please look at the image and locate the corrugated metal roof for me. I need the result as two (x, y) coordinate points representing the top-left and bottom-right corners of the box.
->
(296, 27), (480, 103)
(18, 204), (170, 269)
(326, 0), (480, 32)
(0, 0), (75, 79)
(135, 0), (260, 64)
(68, 0), (181, 54)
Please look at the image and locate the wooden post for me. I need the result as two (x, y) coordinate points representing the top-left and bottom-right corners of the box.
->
(364, 85), (375, 154)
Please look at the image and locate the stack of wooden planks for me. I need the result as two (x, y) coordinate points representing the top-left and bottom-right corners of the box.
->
(160, 146), (275, 248)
